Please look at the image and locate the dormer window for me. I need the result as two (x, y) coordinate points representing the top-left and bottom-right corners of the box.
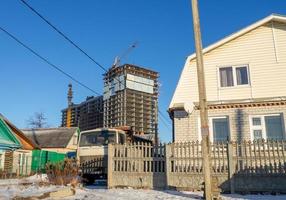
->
(219, 65), (249, 87)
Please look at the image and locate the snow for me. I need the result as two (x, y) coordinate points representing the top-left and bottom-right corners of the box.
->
(0, 173), (48, 186)
(0, 184), (62, 199)
(0, 176), (286, 200)
(64, 186), (286, 200)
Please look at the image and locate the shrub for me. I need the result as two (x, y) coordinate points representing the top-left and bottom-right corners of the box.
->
(46, 158), (80, 187)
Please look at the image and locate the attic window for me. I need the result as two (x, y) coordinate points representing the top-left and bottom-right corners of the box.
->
(219, 65), (249, 87)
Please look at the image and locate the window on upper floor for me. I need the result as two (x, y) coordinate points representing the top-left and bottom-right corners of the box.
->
(250, 114), (285, 141)
(219, 65), (249, 87)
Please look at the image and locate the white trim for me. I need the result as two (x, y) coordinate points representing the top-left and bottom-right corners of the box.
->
(249, 113), (284, 140)
(271, 21), (279, 62)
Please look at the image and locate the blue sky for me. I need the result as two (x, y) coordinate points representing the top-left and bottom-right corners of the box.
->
(1, 0), (286, 142)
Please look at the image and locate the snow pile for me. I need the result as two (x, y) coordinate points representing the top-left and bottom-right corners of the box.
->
(0, 173), (48, 186)
(0, 184), (62, 199)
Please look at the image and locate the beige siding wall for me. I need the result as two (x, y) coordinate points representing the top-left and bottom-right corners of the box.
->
(170, 22), (286, 107)
(174, 104), (286, 142)
(275, 22), (286, 63)
(66, 131), (78, 151)
(170, 59), (195, 109)
(12, 150), (32, 175)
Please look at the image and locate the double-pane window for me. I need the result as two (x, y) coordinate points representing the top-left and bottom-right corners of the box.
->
(198, 116), (230, 142)
(219, 65), (249, 87)
(250, 114), (284, 140)
(213, 118), (230, 142)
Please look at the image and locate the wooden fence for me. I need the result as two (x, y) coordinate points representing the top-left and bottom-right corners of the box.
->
(108, 140), (286, 193)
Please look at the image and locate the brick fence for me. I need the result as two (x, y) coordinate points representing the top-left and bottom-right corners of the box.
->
(107, 140), (286, 193)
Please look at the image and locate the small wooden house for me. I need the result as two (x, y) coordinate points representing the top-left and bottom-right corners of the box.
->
(0, 116), (21, 172)
(1, 115), (39, 175)
(22, 127), (79, 154)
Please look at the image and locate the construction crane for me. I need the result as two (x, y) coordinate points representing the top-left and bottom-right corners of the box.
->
(113, 41), (138, 68)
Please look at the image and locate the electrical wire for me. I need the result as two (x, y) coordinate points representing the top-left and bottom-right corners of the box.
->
(20, 0), (172, 129)
(0, 26), (101, 96)
(20, 0), (107, 73)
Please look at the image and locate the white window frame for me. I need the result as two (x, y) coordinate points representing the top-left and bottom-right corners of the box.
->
(218, 64), (250, 88)
(198, 116), (230, 142)
(249, 113), (285, 141)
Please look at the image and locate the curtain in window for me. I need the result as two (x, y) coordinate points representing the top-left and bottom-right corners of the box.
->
(236, 67), (248, 85)
(220, 67), (233, 87)
(265, 115), (284, 140)
(212, 118), (229, 142)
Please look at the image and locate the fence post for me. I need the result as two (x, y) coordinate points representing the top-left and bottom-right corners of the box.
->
(165, 143), (171, 189)
(108, 144), (114, 189)
(227, 141), (235, 193)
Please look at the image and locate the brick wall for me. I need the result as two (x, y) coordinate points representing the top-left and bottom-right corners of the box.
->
(173, 103), (286, 142)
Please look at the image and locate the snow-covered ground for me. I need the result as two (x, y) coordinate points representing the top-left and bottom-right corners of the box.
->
(0, 174), (48, 186)
(65, 186), (286, 200)
(0, 176), (286, 200)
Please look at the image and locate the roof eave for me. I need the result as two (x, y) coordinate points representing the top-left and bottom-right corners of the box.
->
(188, 14), (286, 63)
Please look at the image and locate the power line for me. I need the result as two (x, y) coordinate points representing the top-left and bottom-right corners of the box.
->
(20, 0), (107, 73)
(158, 110), (171, 125)
(158, 114), (171, 129)
(20, 0), (137, 92)
(20, 0), (170, 130)
(0, 26), (101, 96)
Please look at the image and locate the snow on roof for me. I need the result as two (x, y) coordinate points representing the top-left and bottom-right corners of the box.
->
(22, 127), (78, 148)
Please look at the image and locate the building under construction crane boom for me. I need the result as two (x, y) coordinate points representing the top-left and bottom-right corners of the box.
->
(113, 42), (138, 68)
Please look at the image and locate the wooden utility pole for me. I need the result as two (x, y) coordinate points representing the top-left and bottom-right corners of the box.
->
(190, 0), (212, 199)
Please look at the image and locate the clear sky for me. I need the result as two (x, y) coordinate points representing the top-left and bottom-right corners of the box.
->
(1, 0), (286, 143)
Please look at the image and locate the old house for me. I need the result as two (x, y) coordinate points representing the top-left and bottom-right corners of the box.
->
(22, 127), (79, 154)
(0, 116), (21, 172)
(169, 14), (286, 142)
(2, 115), (39, 175)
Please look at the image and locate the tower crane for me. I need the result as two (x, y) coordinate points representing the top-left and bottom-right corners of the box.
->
(113, 41), (138, 68)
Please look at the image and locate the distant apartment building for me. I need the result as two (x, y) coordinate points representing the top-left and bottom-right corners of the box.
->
(61, 104), (81, 128)
(78, 96), (104, 131)
(61, 84), (103, 131)
(103, 64), (159, 136)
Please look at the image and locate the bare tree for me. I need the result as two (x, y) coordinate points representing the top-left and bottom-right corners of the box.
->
(27, 112), (48, 128)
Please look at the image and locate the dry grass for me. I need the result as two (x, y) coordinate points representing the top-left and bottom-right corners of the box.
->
(46, 158), (80, 187)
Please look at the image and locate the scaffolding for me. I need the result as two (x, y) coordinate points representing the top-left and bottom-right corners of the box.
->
(103, 64), (158, 136)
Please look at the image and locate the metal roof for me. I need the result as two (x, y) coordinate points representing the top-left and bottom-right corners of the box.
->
(22, 127), (79, 148)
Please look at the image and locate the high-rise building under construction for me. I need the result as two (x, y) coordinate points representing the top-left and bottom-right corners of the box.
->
(61, 84), (103, 131)
(103, 64), (158, 137)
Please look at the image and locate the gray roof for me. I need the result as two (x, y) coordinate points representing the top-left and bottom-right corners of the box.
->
(21, 127), (78, 148)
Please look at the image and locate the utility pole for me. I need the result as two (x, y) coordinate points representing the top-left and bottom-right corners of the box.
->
(190, 0), (212, 199)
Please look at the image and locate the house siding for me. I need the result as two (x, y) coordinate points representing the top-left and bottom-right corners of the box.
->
(174, 104), (286, 142)
(170, 21), (286, 107)
(12, 150), (32, 175)
(170, 17), (286, 142)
